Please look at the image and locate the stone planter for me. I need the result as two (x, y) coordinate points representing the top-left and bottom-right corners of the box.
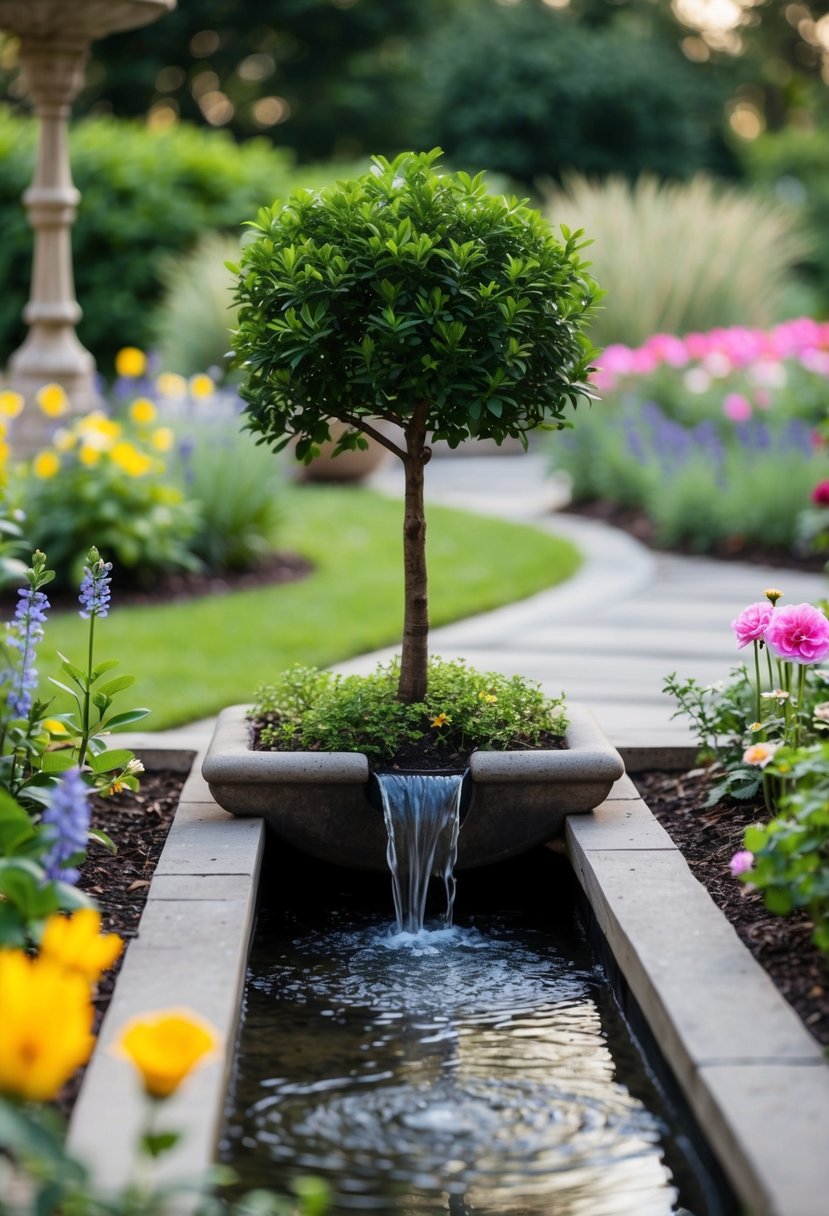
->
(201, 702), (625, 871)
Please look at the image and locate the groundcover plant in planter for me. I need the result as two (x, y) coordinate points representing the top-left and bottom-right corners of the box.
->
(202, 149), (624, 868)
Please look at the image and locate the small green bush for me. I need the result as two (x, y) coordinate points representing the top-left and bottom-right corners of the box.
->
(152, 233), (241, 377)
(543, 174), (809, 347)
(0, 110), (297, 374)
(253, 657), (567, 764)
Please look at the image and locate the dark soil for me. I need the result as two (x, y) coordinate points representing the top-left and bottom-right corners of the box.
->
(635, 767), (829, 1048)
(564, 499), (828, 573)
(55, 768), (186, 1118)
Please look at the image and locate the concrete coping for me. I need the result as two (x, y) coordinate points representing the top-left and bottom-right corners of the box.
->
(66, 742), (829, 1216)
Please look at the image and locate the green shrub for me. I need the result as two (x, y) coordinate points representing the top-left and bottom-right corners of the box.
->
(740, 127), (829, 316)
(253, 657), (567, 764)
(172, 412), (286, 572)
(0, 110), (297, 374)
(543, 174), (809, 347)
(151, 233), (241, 377)
(14, 408), (200, 589)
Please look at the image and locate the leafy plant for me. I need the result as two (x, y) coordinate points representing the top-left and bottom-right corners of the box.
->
(152, 232), (242, 376)
(232, 148), (599, 702)
(16, 401), (201, 589)
(254, 657), (567, 764)
(542, 174), (809, 347)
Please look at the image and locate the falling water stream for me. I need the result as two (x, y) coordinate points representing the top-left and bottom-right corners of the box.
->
(221, 778), (729, 1215)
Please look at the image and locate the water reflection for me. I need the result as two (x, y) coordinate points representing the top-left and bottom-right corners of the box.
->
(223, 916), (706, 1215)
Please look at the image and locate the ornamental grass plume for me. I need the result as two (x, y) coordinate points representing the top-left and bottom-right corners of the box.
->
(0, 950), (94, 1101)
(116, 1009), (218, 1100)
(765, 603), (829, 664)
(39, 908), (123, 985)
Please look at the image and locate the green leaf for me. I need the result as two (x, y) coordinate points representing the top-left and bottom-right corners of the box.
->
(141, 1130), (181, 1158)
(88, 827), (117, 854)
(0, 789), (36, 854)
(89, 748), (135, 774)
(99, 708), (151, 730)
(39, 751), (78, 774)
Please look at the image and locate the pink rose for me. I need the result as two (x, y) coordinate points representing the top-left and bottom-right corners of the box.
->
(731, 602), (773, 648)
(729, 850), (754, 877)
(723, 392), (752, 422)
(765, 602), (829, 664)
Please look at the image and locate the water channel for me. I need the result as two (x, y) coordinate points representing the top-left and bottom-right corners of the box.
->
(221, 835), (732, 1215)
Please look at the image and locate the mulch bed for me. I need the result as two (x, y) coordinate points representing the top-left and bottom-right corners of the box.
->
(635, 767), (829, 1048)
(563, 499), (828, 572)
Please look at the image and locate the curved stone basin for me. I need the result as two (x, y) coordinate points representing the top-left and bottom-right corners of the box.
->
(202, 703), (624, 872)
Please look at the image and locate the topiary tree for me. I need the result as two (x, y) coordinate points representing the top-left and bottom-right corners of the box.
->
(231, 149), (599, 704)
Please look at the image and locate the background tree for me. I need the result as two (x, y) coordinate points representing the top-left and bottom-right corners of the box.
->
(231, 151), (599, 702)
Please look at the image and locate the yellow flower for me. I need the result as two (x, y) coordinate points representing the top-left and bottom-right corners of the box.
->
(43, 718), (70, 736)
(430, 712), (450, 728)
(763, 588), (784, 605)
(189, 373), (214, 399)
(77, 411), (121, 450)
(129, 397), (158, 426)
(79, 444), (100, 467)
(110, 441), (154, 477)
(0, 390), (24, 419)
(40, 909), (123, 985)
(155, 372), (187, 400)
(150, 426), (175, 453)
(0, 950), (94, 1101)
(116, 1009), (218, 1099)
(33, 451), (60, 479)
(478, 691), (498, 703)
(115, 347), (147, 379)
(36, 383), (69, 418)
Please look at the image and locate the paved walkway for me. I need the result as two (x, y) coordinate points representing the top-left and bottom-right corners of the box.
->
(166, 451), (828, 754)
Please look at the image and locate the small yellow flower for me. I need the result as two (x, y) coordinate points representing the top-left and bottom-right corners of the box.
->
(110, 441), (154, 477)
(150, 426), (175, 453)
(0, 391), (24, 419)
(430, 712), (450, 728)
(40, 909), (123, 985)
(33, 451), (60, 479)
(129, 397), (157, 426)
(115, 347), (147, 379)
(748, 721), (763, 732)
(79, 444), (100, 467)
(116, 1008), (218, 1099)
(77, 412), (121, 449)
(36, 383), (69, 418)
(0, 950), (94, 1101)
(189, 373), (214, 399)
(478, 691), (498, 704)
(155, 372), (188, 400)
(763, 588), (784, 605)
(43, 718), (70, 736)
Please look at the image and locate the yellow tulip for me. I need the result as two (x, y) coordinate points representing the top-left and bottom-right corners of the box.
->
(110, 441), (154, 477)
(35, 383), (70, 418)
(115, 347), (147, 379)
(0, 390), (24, 419)
(129, 397), (158, 426)
(33, 451), (60, 479)
(155, 372), (187, 400)
(189, 373), (214, 400)
(0, 950), (94, 1101)
(150, 426), (175, 453)
(117, 1009), (218, 1099)
(40, 909), (123, 985)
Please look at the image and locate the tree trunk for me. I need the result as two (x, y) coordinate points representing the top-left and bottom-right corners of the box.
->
(397, 404), (430, 703)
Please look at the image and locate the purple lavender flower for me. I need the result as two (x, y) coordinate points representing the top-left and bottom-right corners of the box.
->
(5, 586), (50, 718)
(78, 548), (113, 619)
(40, 767), (90, 884)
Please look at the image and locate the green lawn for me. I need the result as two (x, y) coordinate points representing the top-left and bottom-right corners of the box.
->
(37, 484), (581, 729)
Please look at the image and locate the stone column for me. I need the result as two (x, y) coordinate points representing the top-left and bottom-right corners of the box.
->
(6, 31), (100, 446)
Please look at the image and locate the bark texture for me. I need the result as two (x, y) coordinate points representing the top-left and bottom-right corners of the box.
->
(397, 403), (430, 703)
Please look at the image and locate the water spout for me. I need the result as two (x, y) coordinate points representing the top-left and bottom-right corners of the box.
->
(374, 772), (465, 933)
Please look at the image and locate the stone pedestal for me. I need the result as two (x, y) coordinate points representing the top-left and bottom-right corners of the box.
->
(0, 0), (175, 449)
